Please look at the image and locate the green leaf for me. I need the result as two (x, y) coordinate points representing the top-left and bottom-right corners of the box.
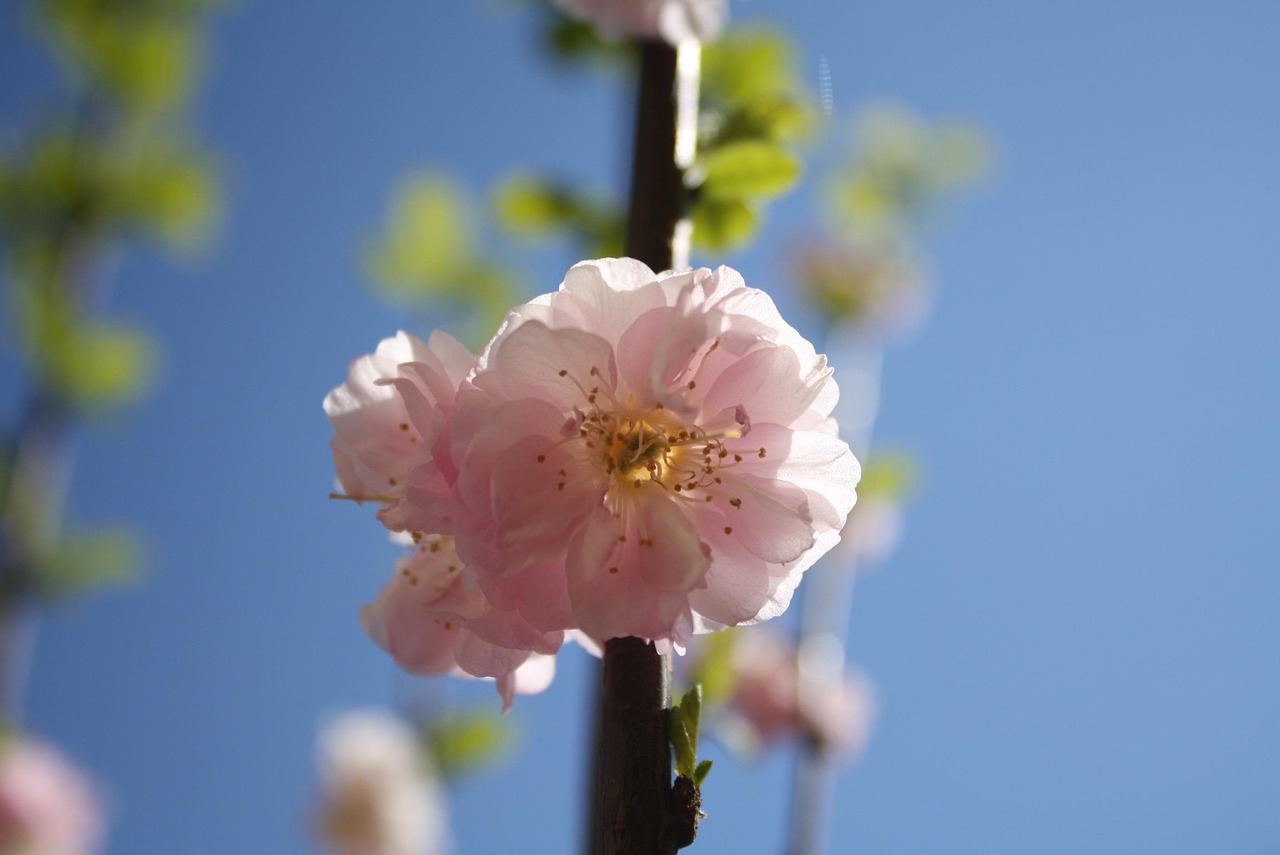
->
(542, 13), (634, 67)
(494, 175), (566, 234)
(699, 140), (801, 202)
(493, 174), (623, 256)
(858, 451), (919, 502)
(34, 526), (144, 598)
(425, 711), (512, 780)
(669, 706), (695, 779)
(118, 143), (219, 251)
(45, 321), (158, 411)
(692, 758), (713, 787)
(702, 30), (796, 105)
(711, 94), (813, 147)
(364, 173), (473, 301)
(689, 629), (738, 704)
(690, 197), (757, 253)
(679, 685), (702, 753)
(34, 1), (212, 115)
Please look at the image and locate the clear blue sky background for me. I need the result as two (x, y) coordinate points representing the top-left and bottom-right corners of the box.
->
(2, 1), (1277, 853)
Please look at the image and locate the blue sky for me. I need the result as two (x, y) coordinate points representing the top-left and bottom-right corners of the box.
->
(2, 1), (1277, 853)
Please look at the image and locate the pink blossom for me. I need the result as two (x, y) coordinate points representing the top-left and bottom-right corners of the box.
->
(0, 738), (103, 855)
(440, 259), (859, 650)
(324, 330), (473, 533)
(359, 534), (565, 711)
(551, 0), (729, 45)
(725, 629), (876, 759)
(327, 333), (565, 707)
(315, 710), (444, 855)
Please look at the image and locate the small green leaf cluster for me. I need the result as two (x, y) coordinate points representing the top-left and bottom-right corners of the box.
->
(363, 173), (521, 346)
(801, 104), (992, 328)
(31, 526), (144, 599)
(692, 30), (814, 252)
(669, 685), (713, 787)
(856, 450), (918, 504)
(33, 0), (223, 120)
(511, 15), (812, 257)
(422, 710), (514, 781)
(495, 174), (623, 258)
(0, 452), (145, 600)
(828, 104), (991, 244)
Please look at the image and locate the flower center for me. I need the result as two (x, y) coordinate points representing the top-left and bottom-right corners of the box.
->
(548, 364), (763, 506)
(605, 418), (670, 483)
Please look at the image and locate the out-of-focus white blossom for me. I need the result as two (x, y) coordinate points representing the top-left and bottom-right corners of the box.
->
(316, 711), (445, 855)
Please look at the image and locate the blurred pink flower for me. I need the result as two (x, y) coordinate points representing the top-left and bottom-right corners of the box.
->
(316, 710), (444, 855)
(0, 738), (103, 855)
(551, 0), (729, 44)
(726, 629), (875, 759)
(834, 495), (904, 569)
(360, 534), (564, 711)
(442, 259), (859, 650)
(797, 239), (930, 337)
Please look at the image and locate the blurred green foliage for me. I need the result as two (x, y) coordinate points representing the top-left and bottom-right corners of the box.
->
(686, 628), (737, 706)
(33, 525), (144, 598)
(693, 29), (816, 252)
(800, 104), (992, 328)
(797, 239), (920, 328)
(32, 0), (223, 120)
(857, 450), (918, 503)
(363, 173), (519, 345)
(828, 104), (991, 245)
(424, 710), (513, 781)
(494, 173), (623, 257)
(0, 0), (221, 604)
(699, 140), (801, 201)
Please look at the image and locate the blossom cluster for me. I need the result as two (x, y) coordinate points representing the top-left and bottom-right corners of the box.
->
(550, 0), (730, 45)
(722, 630), (876, 760)
(326, 259), (859, 706)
